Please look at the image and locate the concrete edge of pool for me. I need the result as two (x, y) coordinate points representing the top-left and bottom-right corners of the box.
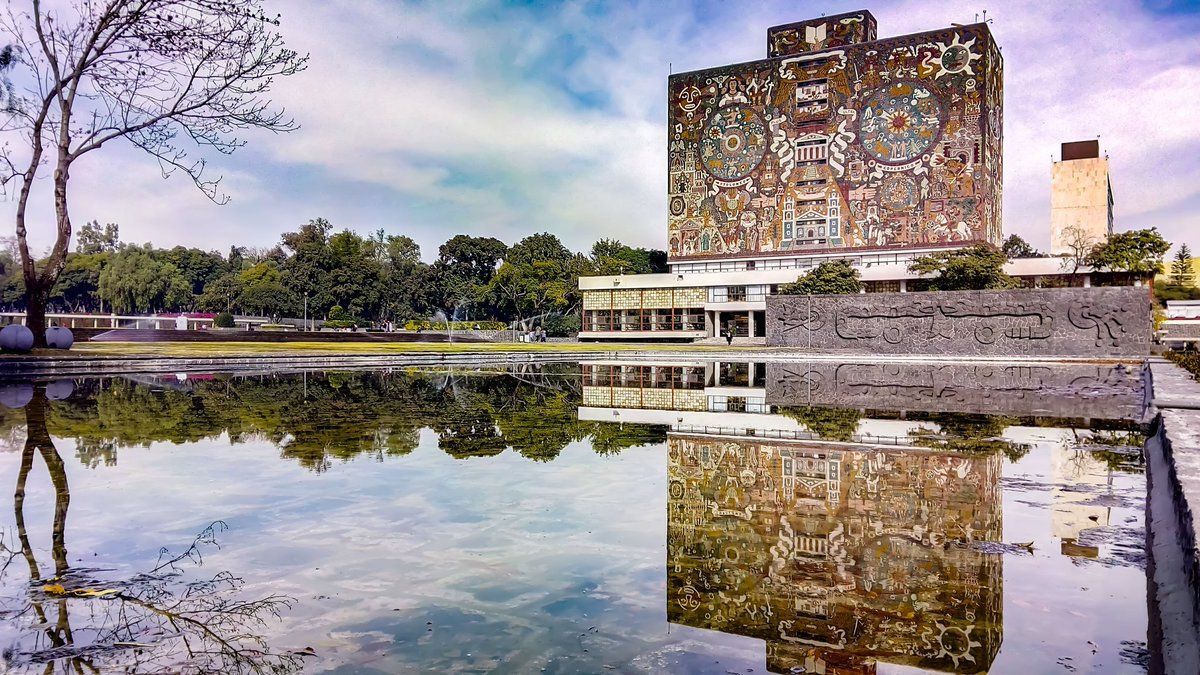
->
(1146, 357), (1200, 675)
(0, 346), (1150, 378)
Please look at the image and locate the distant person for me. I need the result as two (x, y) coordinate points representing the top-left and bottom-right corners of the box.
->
(725, 326), (734, 346)
(538, 328), (547, 342)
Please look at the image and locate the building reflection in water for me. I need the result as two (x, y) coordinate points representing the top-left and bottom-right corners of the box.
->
(577, 358), (1150, 673)
(579, 360), (1028, 674)
(667, 435), (1002, 674)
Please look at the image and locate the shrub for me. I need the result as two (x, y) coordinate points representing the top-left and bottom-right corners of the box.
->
(778, 260), (861, 295)
(1168, 351), (1200, 380)
(909, 244), (1015, 291)
(213, 311), (235, 328)
(543, 313), (580, 337)
(402, 320), (506, 331)
(322, 319), (364, 330)
(327, 305), (350, 321)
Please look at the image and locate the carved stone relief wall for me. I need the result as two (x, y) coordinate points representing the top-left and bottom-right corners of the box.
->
(765, 287), (1152, 358)
(667, 434), (1002, 673)
(765, 360), (1146, 419)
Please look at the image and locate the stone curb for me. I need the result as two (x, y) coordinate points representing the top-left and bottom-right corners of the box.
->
(1147, 358), (1200, 673)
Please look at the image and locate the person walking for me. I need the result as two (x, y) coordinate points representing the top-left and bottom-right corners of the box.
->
(725, 323), (734, 346)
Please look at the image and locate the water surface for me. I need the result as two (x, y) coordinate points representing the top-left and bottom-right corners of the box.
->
(0, 362), (1150, 673)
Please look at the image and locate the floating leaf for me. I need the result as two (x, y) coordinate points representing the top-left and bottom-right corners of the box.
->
(74, 588), (120, 598)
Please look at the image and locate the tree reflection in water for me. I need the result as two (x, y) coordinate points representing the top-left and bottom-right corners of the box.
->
(38, 367), (667, 471)
(0, 386), (301, 674)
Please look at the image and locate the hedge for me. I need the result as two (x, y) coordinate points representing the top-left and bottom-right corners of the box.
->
(403, 320), (506, 331)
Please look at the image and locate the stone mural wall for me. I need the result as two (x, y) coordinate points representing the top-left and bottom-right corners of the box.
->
(765, 286), (1152, 358)
(668, 13), (1002, 260)
(765, 360), (1146, 419)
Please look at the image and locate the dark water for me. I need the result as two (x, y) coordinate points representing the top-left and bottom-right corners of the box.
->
(0, 361), (1150, 673)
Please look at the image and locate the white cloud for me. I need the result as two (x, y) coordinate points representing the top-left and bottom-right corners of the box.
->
(4, 0), (1198, 258)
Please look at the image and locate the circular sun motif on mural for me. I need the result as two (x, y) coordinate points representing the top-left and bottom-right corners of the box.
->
(880, 174), (918, 211)
(858, 82), (943, 164)
(941, 45), (970, 73)
(699, 105), (768, 180)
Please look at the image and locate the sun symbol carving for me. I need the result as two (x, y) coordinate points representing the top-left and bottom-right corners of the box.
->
(858, 82), (943, 164)
(932, 622), (981, 668)
(699, 105), (768, 180)
(933, 34), (981, 79)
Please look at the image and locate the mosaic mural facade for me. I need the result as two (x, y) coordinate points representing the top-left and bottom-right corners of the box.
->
(668, 11), (1003, 260)
(667, 434), (1002, 673)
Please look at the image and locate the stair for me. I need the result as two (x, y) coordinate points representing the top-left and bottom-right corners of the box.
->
(692, 336), (767, 346)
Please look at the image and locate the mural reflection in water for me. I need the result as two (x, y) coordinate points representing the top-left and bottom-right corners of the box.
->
(667, 434), (1002, 674)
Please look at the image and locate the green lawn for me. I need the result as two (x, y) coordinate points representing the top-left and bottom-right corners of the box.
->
(51, 340), (767, 359)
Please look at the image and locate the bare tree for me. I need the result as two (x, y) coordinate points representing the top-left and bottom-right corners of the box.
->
(1, 0), (307, 344)
(1059, 225), (1099, 279)
(3, 386), (301, 673)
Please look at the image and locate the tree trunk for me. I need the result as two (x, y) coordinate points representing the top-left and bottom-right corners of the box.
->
(24, 279), (47, 347)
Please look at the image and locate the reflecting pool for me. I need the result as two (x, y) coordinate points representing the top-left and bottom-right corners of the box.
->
(0, 361), (1151, 673)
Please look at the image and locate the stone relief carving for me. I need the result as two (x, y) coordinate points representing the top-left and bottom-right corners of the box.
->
(766, 287), (1150, 357)
(766, 361), (1145, 419)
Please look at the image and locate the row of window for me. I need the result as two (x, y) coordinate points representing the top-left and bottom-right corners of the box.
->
(581, 364), (707, 390)
(580, 363), (767, 389)
(709, 285), (774, 303)
(584, 308), (705, 332)
(671, 252), (920, 274)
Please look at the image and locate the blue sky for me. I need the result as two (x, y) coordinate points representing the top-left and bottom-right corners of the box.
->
(13, 0), (1200, 259)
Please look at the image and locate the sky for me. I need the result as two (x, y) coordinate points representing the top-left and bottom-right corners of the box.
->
(8, 0), (1200, 260)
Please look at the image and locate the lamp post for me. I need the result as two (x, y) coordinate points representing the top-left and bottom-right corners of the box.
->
(303, 292), (309, 332)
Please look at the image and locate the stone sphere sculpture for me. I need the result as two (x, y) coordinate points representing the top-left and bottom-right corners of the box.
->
(46, 379), (76, 401)
(45, 326), (74, 349)
(0, 324), (34, 352)
(0, 383), (34, 409)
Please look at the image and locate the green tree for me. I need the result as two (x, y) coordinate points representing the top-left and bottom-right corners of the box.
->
(49, 252), (108, 312)
(909, 244), (1015, 291)
(237, 280), (297, 318)
(196, 273), (244, 313)
(1085, 227), (1170, 275)
(778, 259), (862, 295)
(326, 230), (383, 319)
(590, 239), (668, 275)
(488, 233), (582, 326)
(97, 246), (193, 313)
(0, 237), (26, 309)
(75, 220), (120, 254)
(433, 234), (507, 316)
(378, 235), (430, 321)
(777, 406), (862, 442)
(1170, 244), (1194, 286)
(1001, 234), (1040, 259)
(161, 246), (226, 295)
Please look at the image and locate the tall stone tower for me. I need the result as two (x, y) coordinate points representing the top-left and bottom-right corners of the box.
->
(1050, 140), (1112, 256)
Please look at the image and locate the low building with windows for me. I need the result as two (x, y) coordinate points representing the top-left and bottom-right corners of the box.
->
(580, 254), (1115, 340)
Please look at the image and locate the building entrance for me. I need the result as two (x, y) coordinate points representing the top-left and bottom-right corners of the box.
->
(718, 312), (750, 338)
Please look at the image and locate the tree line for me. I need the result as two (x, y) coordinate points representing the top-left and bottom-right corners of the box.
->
(778, 229), (1181, 296)
(0, 218), (666, 330)
(0, 368), (667, 471)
